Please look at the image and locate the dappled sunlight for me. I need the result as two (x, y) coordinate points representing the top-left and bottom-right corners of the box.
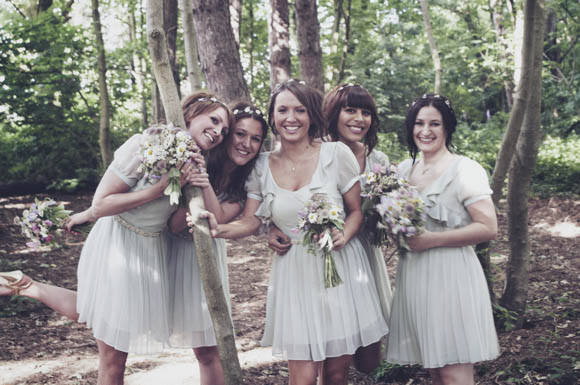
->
(532, 220), (580, 238)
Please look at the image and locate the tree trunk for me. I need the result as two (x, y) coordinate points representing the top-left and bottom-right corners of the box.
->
(148, 1), (244, 383)
(91, 0), (112, 167)
(151, 80), (166, 124)
(164, 0), (180, 96)
(420, 0), (442, 94)
(248, 0), (255, 90)
(328, 0), (344, 85)
(501, 0), (545, 327)
(180, 0), (204, 92)
(337, 0), (351, 84)
(295, 0), (324, 91)
(490, 0), (535, 205)
(191, 0), (250, 103)
(490, 0), (514, 110)
(128, 8), (149, 129)
(268, 0), (291, 90)
(230, 0), (242, 47)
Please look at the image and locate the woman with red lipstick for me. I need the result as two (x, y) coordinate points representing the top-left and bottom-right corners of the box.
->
(165, 101), (268, 385)
(203, 80), (388, 385)
(0, 92), (232, 385)
(386, 94), (499, 385)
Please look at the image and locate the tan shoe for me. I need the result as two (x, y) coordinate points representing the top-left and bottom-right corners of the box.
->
(0, 270), (33, 296)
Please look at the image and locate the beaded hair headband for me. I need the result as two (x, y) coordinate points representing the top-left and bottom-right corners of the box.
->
(337, 83), (363, 92)
(195, 96), (227, 108)
(233, 106), (263, 116)
(271, 79), (307, 95)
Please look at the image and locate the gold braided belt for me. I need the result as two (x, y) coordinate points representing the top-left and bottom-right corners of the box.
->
(113, 215), (161, 238)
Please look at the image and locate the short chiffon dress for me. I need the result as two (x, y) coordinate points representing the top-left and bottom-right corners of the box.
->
(386, 156), (500, 368)
(76, 134), (179, 354)
(247, 141), (389, 361)
(165, 195), (232, 349)
(359, 149), (393, 322)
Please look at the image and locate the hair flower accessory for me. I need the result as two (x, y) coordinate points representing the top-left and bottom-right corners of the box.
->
(337, 83), (359, 91)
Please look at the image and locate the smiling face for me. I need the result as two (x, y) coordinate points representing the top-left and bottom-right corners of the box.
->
(187, 106), (230, 151)
(226, 117), (264, 166)
(336, 106), (371, 145)
(413, 105), (446, 155)
(272, 90), (311, 143)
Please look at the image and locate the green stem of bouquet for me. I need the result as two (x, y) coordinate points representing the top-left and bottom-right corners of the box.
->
(323, 251), (343, 288)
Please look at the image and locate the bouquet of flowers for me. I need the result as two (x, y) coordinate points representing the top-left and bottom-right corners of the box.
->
(13, 197), (91, 250)
(136, 123), (200, 205)
(294, 193), (344, 288)
(361, 162), (425, 251)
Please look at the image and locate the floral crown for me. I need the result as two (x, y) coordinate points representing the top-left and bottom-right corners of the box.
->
(233, 106), (264, 117)
(195, 96), (227, 108)
(271, 79), (307, 95)
(337, 83), (363, 92)
(412, 93), (453, 109)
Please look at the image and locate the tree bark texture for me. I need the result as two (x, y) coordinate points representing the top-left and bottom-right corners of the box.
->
(490, 0), (536, 205)
(501, 0), (545, 327)
(180, 0), (204, 92)
(268, 0), (291, 90)
(128, 9), (149, 129)
(91, 0), (112, 167)
(420, 0), (442, 94)
(490, 0), (514, 110)
(295, 0), (324, 91)
(164, 0), (180, 96)
(191, 0), (250, 103)
(230, 0), (242, 47)
(337, 0), (351, 84)
(147, 1), (244, 383)
(329, 0), (344, 85)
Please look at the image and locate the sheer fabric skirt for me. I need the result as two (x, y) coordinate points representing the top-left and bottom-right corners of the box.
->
(77, 216), (171, 354)
(261, 237), (389, 361)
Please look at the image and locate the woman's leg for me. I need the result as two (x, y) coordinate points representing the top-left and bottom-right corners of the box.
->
(438, 363), (474, 385)
(96, 340), (128, 385)
(352, 341), (382, 374)
(320, 355), (352, 385)
(427, 368), (443, 385)
(288, 360), (320, 385)
(193, 346), (225, 385)
(1, 273), (79, 321)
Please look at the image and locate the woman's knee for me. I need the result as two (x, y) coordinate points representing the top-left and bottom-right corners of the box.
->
(194, 346), (219, 366)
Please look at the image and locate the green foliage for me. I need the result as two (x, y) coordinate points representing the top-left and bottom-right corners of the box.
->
(0, 8), (100, 184)
(493, 354), (580, 384)
(376, 132), (408, 165)
(493, 303), (519, 331)
(533, 134), (580, 196)
(373, 361), (423, 383)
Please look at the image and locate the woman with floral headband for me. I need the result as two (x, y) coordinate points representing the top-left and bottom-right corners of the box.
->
(0, 92), (232, 385)
(202, 80), (388, 385)
(165, 101), (268, 385)
(387, 94), (499, 385)
(268, 83), (392, 376)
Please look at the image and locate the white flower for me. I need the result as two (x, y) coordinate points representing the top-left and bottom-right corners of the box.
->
(308, 213), (318, 223)
(317, 230), (333, 252)
(328, 206), (341, 221)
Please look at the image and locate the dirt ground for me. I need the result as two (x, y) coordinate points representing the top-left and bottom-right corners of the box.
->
(0, 193), (579, 384)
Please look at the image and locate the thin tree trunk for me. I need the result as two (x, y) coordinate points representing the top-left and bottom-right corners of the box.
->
(295, 0), (324, 91)
(164, 0), (180, 96)
(180, 0), (204, 92)
(490, 0), (514, 110)
(128, 8), (149, 129)
(191, 0), (250, 103)
(92, 0), (112, 167)
(490, 0), (536, 205)
(268, 0), (291, 89)
(420, 0), (442, 94)
(153, 1), (244, 382)
(151, 79), (166, 124)
(329, 0), (344, 84)
(248, 0), (255, 90)
(230, 0), (242, 47)
(501, 0), (545, 327)
(337, 0), (351, 84)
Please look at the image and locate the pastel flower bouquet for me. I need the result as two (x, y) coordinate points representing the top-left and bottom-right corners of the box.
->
(294, 193), (344, 288)
(136, 123), (200, 205)
(361, 163), (426, 252)
(14, 197), (91, 250)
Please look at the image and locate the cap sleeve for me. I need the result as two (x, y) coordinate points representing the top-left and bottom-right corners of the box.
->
(334, 142), (361, 194)
(456, 158), (493, 207)
(244, 152), (268, 202)
(107, 134), (143, 188)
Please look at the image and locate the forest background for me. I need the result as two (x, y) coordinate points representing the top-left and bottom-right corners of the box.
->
(0, 0), (579, 384)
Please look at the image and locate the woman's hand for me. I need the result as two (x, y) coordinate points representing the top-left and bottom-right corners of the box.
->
(330, 228), (346, 251)
(198, 210), (220, 237)
(268, 225), (291, 256)
(406, 230), (437, 252)
(180, 156), (209, 189)
(65, 208), (95, 232)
